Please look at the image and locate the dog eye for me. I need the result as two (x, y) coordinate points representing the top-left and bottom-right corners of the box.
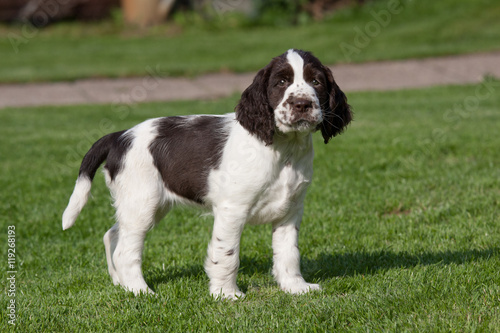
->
(311, 79), (320, 86)
(277, 79), (288, 87)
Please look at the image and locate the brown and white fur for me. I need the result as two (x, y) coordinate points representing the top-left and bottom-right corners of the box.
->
(62, 49), (352, 299)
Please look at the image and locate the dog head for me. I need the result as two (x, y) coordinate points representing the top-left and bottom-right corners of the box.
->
(236, 49), (352, 145)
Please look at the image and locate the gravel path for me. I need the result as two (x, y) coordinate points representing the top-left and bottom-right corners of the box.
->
(0, 51), (499, 109)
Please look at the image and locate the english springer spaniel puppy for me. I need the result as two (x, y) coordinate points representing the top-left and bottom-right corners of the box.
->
(62, 49), (352, 299)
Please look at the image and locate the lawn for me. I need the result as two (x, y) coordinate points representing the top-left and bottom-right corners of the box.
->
(1, 80), (499, 331)
(0, 0), (499, 83)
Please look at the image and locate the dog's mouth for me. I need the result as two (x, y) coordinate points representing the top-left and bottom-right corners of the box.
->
(275, 109), (323, 134)
(294, 119), (314, 126)
(290, 115), (322, 130)
(275, 119), (319, 135)
(287, 119), (311, 131)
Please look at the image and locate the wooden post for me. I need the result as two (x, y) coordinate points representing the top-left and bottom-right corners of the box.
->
(121, 0), (175, 27)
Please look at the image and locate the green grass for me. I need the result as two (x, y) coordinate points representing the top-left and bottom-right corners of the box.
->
(1, 81), (500, 331)
(0, 0), (499, 83)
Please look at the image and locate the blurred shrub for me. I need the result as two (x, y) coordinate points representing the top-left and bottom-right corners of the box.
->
(172, 0), (369, 29)
(253, 0), (310, 26)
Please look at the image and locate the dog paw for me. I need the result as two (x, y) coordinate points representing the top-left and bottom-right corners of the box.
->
(123, 284), (155, 296)
(282, 282), (321, 295)
(211, 288), (245, 300)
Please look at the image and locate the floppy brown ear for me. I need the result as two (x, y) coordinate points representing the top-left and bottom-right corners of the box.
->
(235, 61), (275, 146)
(320, 66), (353, 144)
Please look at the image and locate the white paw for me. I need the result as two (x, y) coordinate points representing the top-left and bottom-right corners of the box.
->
(133, 288), (156, 296)
(211, 288), (245, 300)
(282, 282), (321, 294)
(111, 275), (120, 286)
(122, 284), (155, 296)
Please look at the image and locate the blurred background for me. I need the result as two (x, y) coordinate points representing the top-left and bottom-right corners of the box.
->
(1, 0), (498, 83)
(1, 0), (364, 28)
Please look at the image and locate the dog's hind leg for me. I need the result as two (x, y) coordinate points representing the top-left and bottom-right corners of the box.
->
(111, 204), (157, 295)
(103, 206), (171, 288)
(107, 174), (166, 295)
(103, 223), (120, 285)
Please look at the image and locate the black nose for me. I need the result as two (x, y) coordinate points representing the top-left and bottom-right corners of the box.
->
(291, 98), (313, 113)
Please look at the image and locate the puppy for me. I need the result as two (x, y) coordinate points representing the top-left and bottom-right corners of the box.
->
(62, 49), (352, 299)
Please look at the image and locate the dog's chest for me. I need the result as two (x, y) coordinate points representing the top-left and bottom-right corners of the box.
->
(248, 162), (311, 225)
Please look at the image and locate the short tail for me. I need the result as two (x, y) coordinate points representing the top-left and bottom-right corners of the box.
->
(62, 177), (93, 230)
(62, 131), (125, 230)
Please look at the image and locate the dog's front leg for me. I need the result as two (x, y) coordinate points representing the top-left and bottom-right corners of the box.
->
(272, 209), (321, 294)
(204, 210), (245, 300)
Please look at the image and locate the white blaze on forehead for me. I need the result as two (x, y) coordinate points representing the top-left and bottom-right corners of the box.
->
(286, 49), (305, 84)
(273, 49), (323, 133)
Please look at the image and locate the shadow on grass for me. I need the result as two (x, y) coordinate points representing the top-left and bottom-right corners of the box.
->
(145, 256), (274, 292)
(145, 264), (204, 287)
(146, 248), (499, 290)
(304, 247), (500, 279)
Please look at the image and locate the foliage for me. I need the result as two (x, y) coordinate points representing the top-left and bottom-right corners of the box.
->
(252, 0), (311, 26)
